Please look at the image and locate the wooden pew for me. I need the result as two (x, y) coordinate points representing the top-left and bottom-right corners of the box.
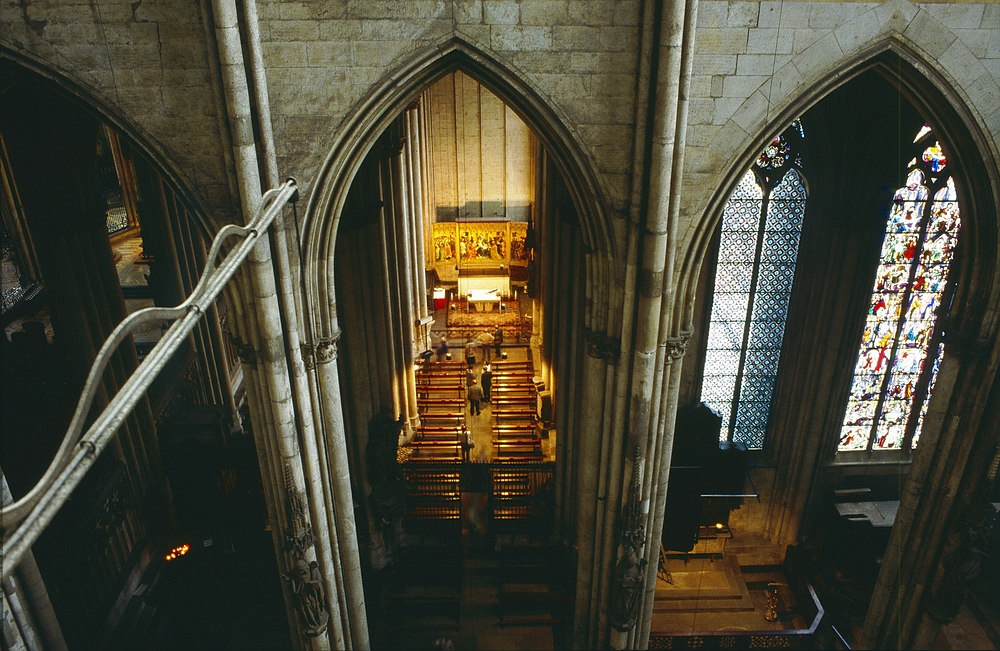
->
(417, 396), (465, 411)
(494, 425), (538, 439)
(491, 360), (535, 371)
(495, 442), (542, 458)
(415, 425), (465, 439)
(494, 438), (540, 454)
(493, 407), (537, 423)
(424, 360), (468, 371)
(420, 413), (465, 427)
(491, 396), (535, 409)
(415, 371), (465, 385)
(417, 385), (465, 399)
(407, 442), (462, 461)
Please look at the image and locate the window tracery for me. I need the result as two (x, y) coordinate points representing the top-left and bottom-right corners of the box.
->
(838, 126), (960, 452)
(701, 121), (806, 450)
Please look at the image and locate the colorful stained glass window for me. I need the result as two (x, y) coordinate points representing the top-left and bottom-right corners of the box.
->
(838, 125), (960, 452)
(701, 121), (806, 449)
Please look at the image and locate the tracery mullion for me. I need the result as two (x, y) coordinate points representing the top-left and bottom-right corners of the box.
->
(864, 179), (937, 452)
(727, 185), (771, 442)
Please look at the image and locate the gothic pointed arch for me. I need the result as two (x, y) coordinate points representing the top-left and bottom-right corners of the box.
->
(301, 34), (615, 338)
(678, 41), (999, 340)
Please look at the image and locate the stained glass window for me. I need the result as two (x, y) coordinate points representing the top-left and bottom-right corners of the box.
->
(701, 121), (806, 449)
(838, 126), (960, 452)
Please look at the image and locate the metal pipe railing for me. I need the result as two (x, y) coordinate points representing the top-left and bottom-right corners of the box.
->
(1, 180), (298, 578)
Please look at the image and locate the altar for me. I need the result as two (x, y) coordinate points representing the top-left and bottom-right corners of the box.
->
(457, 274), (510, 296)
(467, 289), (502, 312)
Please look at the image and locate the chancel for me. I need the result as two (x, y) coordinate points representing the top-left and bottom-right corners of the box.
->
(2, 3), (999, 651)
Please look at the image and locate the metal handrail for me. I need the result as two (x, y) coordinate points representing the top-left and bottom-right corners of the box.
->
(1, 180), (298, 578)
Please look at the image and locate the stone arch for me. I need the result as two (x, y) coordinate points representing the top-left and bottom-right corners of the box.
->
(302, 34), (615, 337)
(675, 39), (999, 344)
(0, 47), (218, 241)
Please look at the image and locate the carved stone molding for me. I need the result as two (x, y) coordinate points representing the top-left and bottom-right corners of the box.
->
(666, 332), (692, 361)
(609, 447), (647, 633)
(585, 327), (621, 364)
(300, 343), (316, 370)
(281, 464), (329, 637)
(316, 334), (340, 365)
(235, 340), (257, 369)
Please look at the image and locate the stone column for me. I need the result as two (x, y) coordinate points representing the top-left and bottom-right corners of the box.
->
(1, 472), (67, 651)
(314, 336), (370, 649)
(626, 0), (699, 647)
(210, 1), (360, 647)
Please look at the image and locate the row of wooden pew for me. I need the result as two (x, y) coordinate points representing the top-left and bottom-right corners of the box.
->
(489, 360), (542, 461)
(411, 360), (468, 461)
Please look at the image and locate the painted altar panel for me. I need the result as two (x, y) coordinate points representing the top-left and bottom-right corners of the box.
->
(430, 222), (530, 276)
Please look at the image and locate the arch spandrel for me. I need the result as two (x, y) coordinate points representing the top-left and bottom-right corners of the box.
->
(302, 34), (616, 338)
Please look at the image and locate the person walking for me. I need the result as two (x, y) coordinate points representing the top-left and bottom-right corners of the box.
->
(493, 325), (503, 356)
(436, 338), (449, 361)
(481, 364), (493, 403)
(468, 382), (483, 416)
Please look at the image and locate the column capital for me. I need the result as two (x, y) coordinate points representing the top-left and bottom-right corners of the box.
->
(665, 331), (692, 362)
(230, 335), (257, 369)
(585, 327), (620, 364)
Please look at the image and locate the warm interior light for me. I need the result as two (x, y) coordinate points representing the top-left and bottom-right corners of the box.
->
(715, 523), (724, 530)
(165, 543), (191, 562)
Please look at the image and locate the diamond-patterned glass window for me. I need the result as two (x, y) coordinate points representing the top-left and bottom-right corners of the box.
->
(701, 121), (806, 450)
(838, 126), (960, 453)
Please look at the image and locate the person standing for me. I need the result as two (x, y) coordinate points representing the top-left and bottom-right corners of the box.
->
(493, 325), (503, 356)
(481, 364), (493, 403)
(468, 382), (483, 416)
(465, 339), (477, 367)
(478, 331), (493, 361)
(436, 338), (449, 361)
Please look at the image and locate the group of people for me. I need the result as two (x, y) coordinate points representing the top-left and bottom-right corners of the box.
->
(466, 364), (492, 415)
(433, 326), (504, 417)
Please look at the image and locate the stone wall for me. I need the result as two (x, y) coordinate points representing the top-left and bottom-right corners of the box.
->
(256, 0), (643, 219)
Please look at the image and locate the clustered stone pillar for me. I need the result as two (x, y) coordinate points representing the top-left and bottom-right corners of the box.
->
(210, 1), (368, 647)
(622, 0), (699, 648)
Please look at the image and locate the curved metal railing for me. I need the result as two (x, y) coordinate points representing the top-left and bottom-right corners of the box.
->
(1, 180), (298, 577)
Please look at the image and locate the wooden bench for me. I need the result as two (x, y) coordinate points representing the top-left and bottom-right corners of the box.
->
(492, 370), (535, 380)
(415, 374), (465, 384)
(492, 396), (536, 408)
(414, 431), (463, 443)
(417, 385), (465, 399)
(495, 442), (543, 458)
(494, 425), (538, 438)
(493, 408), (537, 423)
(419, 413), (465, 427)
(415, 425), (465, 436)
(494, 438), (540, 454)
(491, 361), (535, 371)
(417, 397), (465, 411)
(408, 442), (462, 460)
(423, 360), (468, 371)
